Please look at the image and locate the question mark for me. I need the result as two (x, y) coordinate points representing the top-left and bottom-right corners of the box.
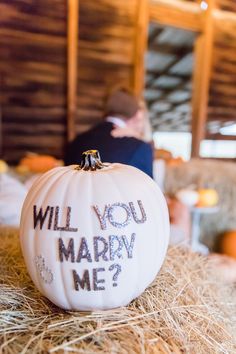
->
(109, 264), (122, 287)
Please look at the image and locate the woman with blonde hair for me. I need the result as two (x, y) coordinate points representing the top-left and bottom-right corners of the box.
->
(111, 95), (190, 245)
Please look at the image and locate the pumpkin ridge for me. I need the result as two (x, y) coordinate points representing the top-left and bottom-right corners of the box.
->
(20, 170), (64, 294)
(104, 169), (142, 306)
(94, 171), (120, 308)
(48, 169), (77, 309)
(20, 168), (72, 301)
(34, 169), (72, 300)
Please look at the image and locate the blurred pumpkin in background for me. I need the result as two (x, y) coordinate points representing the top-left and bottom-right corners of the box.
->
(154, 149), (184, 167)
(176, 188), (199, 207)
(196, 189), (218, 207)
(167, 157), (184, 167)
(220, 231), (236, 259)
(0, 169), (27, 226)
(0, 160), (8, 173)
(154, 149), (173, 161)
(17, 154), (63, 173)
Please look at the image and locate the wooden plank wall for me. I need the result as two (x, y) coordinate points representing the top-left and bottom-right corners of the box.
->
(215, 0), (236, 12)
(207, 8), (236, 133)
(0, 0), (67, 163)
(76, 0), (139, 134)
(0, 0), (142, 163)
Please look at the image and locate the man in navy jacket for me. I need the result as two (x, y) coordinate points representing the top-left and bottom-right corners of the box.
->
(64, 89), (153, 178)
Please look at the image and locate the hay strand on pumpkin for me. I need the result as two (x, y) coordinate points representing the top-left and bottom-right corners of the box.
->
(0, 227), (236, 353)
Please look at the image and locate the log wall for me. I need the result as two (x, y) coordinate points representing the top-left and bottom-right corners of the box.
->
(76, 0), (140, 134)
(216, 0), (236, 12)
(1, 0), (235, 163)
(0, 0), (142, 163)
(0, 0), (67, 163)
(207, 9), (236, 131)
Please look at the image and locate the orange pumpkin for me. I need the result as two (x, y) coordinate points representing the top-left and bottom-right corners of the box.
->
(18, 155), (63, 173)
(196, 189), (218, 207)
(167, 157), (184, 167)
(0, 160), (8, 173)
(221, 231), (236, 259)
(154, 149), (173, 161)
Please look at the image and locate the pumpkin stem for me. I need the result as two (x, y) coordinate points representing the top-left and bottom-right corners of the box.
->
(76, 150), (105, 171)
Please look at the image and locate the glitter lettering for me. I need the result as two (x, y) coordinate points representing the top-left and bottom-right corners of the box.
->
(33, 205), (50, 229)
(76, 237), (92, 263)
(33, 205), (78, 232)
(54, 206), (78, 232)
(48, 206), (54, 230)
(93, 268), (105, 291)
(122, 233), (136, 258)
(93, 236), (109, 262)
(129, 200), (147, 224)
(109, 235), (123, 261)
(59, 237), (75, 263)
(73, 269), (91, 291)
(107, 203), (131, 228)
(93, 205), (109, 230)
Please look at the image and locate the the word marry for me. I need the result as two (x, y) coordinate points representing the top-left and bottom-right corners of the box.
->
(58, 233), (136, 263)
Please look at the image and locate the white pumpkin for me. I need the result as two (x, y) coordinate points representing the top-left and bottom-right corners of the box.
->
(24, 173), (42, 190)
(20, 150), (169, 311)
(176, 189), (199, 207)
(0, 173), (27, 226)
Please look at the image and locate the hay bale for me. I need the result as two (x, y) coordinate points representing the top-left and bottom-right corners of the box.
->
(165, 159), (236, 249)
(0, 227), (236, 353)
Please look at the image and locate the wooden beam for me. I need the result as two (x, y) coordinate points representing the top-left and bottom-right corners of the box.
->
(133, 0), (149, 96)
(208, 106), (236, 116)
(205, 133), (236, 141)
(67, 0), (79, 142)
(191, 0), (215, 157)
(149, 0), (204, 33)
(148, 49), (193, 88)
(0, 106), (2, 158)
(148, 43), (193, 57)
(148, 27), (163, 46)
(0, 75), (2, 158)
(147, 71), (190, 81)
(213, 8), (236, 37)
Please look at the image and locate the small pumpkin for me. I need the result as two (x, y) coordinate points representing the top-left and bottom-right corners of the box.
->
(0, 159), (8, 173)
(176, 189), (199, 207)
(18, 154), (63, 173)
(167, 157), (184, 167)
(196, 189), (218, 207)
(220, 231), (236, 259)
(209, 253), (236, 283)
(154, 149), (172, 161)
(0, 174), (27, 226)
(20, 150), (170, 311)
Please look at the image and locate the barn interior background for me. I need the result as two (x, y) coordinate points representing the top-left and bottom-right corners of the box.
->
(1, 0), (236, 246)
(1, 1), (236, 352)
(0, 0), (236, 163)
